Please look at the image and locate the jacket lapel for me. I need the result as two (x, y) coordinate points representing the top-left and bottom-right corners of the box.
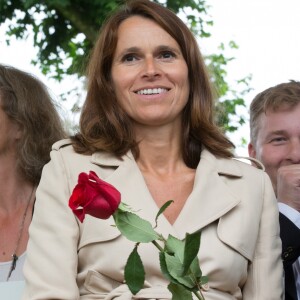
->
(90, 149), (243, 240)
(91, 151), (177, 236)
(174, 150), (242, 239)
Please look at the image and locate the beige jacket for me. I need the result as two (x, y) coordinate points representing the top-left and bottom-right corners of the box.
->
(22, 139), (283, 299)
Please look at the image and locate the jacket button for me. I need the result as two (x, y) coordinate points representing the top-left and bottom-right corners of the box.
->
(283, 246), (294, 260)
(201, 283), (209, 291)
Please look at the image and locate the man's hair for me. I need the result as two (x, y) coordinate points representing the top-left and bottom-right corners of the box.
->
(0, 64), (66, 184)
(249, 80), (300, 144)
(72, 0), (234, 168)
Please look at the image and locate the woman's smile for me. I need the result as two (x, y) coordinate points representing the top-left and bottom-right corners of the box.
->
(134, 87), (169, 96)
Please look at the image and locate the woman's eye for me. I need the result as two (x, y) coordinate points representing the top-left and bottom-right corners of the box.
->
(122, 54), (138, 62)
(159, 51), (175, 60)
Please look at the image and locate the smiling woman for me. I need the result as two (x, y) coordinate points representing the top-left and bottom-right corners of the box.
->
(22, 0), (283, 299)
(111, 16), (189, 128)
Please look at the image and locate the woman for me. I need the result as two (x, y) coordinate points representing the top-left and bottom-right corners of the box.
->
(0, 64), (66, 285)
(23, 0), (283, 299)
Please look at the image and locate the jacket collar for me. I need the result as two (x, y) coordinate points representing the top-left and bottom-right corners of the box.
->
(91, 148), (243, 177)
(91, 150), (133, 167)
(90, 149), (243, 239)
(200, 148), (243, 177)
(173, 149), (242, 238)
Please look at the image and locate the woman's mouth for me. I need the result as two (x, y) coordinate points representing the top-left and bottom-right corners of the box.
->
(135, 88), (169, 95)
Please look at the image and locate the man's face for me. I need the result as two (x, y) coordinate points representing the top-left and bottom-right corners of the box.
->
(248, 103), (300, 193)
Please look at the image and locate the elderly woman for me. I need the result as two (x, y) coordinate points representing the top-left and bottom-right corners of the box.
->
(22, 0), (283, 299)
(0, 64), (66, 285)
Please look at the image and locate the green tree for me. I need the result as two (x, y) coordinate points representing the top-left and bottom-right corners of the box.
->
(0, 0), (250, 136)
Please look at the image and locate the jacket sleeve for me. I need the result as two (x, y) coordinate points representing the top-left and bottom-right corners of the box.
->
(22, 146), (80, 300)
(243, 172), (284, 300)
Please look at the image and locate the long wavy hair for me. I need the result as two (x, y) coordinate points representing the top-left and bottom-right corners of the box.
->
(72, 0), (234, 168)
(0, 64), (66, 185)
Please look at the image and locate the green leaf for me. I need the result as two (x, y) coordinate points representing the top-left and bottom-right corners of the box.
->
(155, 200), (174, 227)
(164, 252), (194, 289)
(164, 235), (202, 289)
(187, 258), (202, 287)
(200, 275), (209, 285)
(124, 245), (145, 295)
(159, 252), (181, 285)
(165, 235), (184, 255)
(182, 231), (201, 276)
(114, 210), (160, 243)
(118, 202), (134, 213)
(168, 282), (193, 300)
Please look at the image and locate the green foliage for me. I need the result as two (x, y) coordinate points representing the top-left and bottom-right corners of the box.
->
(114, 210), (160, 242)
(164, 235), (202, 289)
(1, 0), (122, 80)
(114, 201), (207, 299)
(206, 42), (252, 133)
(168, 282), (194, 300)
(0, 0), (251, 133)
(124, 245), (145, 295)
(182, 231), (201, 276)
(155, 199), (173, 227)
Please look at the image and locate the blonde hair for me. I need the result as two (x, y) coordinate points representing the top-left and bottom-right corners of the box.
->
(250, 80), (300, 144)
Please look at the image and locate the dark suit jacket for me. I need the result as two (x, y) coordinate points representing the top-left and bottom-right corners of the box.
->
(279, 212), (300, 300)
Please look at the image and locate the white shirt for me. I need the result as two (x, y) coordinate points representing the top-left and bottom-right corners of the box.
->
(278, 203), (300, 300)
(0, 281), (25, 300)
(0, 252), (26, 282)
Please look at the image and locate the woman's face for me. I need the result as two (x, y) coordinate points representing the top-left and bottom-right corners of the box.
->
(111, 16), (189, 127)
(0, 100), (21, 155)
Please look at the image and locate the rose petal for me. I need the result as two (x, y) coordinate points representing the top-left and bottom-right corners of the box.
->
(85, 196), (114, 219)
(73, 208), (85, 223)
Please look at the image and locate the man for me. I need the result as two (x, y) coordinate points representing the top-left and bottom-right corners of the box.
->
(248, 81), (300, 300)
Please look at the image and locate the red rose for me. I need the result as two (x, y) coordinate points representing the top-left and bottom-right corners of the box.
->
(69, 171), (121, 222)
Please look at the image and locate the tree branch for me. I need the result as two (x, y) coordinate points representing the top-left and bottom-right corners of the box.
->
(51, 3), (98, 44)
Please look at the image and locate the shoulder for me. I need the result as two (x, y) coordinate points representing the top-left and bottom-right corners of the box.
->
(231, 156), (265, 176)
(233, 155), (265, 171)
(48, 139), (92, 174)
(48, 139), (124, 181)
(230, 156), (272, 188)
(51, 139), (83, 160)
(212, 151), (267, 179)
(211, 153), (274, 200)
(52, 138), (73, 151)
(201, 149), (272, 192)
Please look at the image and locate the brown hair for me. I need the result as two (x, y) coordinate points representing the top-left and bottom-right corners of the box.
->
(72, 0), (234, 168)
(250, 80), (300, 144)
(0, 64), (66, 185)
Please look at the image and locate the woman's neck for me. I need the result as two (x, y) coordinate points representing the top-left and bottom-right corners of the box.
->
(0, 159), (33, 213)
(135, 123), (185, 174)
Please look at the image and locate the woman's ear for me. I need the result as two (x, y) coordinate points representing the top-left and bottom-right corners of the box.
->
(14, 122), (23, 140)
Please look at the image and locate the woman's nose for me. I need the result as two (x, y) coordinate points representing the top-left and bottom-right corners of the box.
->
(142, 58), (161, 78)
